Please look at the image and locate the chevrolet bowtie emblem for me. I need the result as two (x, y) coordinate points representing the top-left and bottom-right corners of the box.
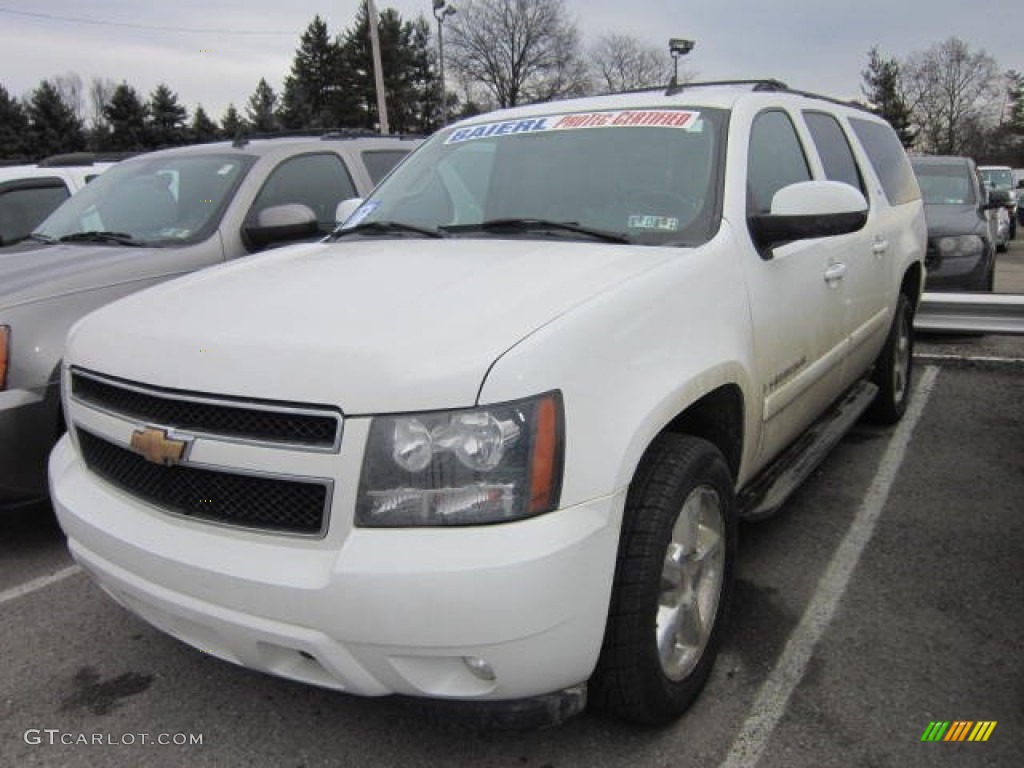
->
(129, 427), (190, 466)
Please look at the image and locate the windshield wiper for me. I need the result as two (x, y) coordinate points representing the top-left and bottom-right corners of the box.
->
(59, 231), (144, 247)
(444, 218), (632, 244)
(330, 220), (446, 239)
(24, 232), (58, 244)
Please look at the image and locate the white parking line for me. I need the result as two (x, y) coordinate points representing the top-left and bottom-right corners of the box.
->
(0, 564), (82, 607)
(719, 365), (940, 768)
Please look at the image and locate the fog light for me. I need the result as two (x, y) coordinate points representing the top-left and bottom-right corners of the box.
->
(462, 655), (496, 682)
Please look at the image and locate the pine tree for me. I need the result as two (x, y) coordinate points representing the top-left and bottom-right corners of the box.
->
(337, 6), (440, 133)
(0, 83), (32, 162)
(149, 83), (188, 147)
(245, 78), (280, 133)
(279, 15), (342, 129)
(861, 47), (916, 148)
(104, 83), (150, 151)
(26, 79), (86, 158)
(190, 104), (220, 143)
(221, 104), (245, 139)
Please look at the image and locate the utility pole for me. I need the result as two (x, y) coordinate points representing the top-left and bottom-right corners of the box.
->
(367, 0), (389, 134)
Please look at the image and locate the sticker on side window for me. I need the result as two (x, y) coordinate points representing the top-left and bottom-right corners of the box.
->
(445, 110), (702, 144)
(628, 215), (680, 231)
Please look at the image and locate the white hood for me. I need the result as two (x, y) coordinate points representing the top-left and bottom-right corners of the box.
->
(66, 238), (676, 412)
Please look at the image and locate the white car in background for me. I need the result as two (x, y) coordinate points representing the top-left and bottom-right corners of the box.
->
(0, 154), (117, 247)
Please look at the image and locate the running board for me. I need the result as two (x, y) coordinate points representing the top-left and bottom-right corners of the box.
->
(738, 380), (878, 520)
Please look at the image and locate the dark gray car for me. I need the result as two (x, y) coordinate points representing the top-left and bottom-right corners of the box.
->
(0, 135), (419, 508)
(910, 155), (1000, 292)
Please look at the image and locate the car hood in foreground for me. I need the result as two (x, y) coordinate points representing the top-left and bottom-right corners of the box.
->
(0, 242), (203, 309)
(67, 238), (677, 413)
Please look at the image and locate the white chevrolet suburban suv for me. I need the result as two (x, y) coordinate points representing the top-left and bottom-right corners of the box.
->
(51, 81), (925, 725)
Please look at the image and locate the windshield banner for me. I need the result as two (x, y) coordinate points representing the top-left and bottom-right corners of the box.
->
(444, 110), (702, 145)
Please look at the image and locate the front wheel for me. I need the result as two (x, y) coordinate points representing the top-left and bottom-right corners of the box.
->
(866, 293), (913, 424)
(590, 434), (736, 725)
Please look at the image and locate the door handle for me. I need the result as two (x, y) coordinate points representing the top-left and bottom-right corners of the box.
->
(872, 239), (888, 256)
(824, 263), (847, 285)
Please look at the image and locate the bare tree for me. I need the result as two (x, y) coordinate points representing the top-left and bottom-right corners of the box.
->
(902, 37), (1001, 155)
(88, 76), (117, 131)
(589, 33), (671, 93)
(53, 71), (85, 123)
(446, 0), (589, 108)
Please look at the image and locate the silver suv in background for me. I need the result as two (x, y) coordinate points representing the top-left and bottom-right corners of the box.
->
(0, 134), (419, 508)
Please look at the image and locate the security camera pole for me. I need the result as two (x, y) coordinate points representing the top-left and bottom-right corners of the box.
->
(368, 0), (389, 134)
(668, 38), (695, 89)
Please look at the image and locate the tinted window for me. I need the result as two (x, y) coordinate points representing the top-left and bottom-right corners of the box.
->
(910, 162), (976, 206)
(747, 110), (811, 214)
(849, 118), (920, 205)
(0, 183), (69, 245)
(361, 150), (410, 185)
(251, 153), (357, 233)
(803, 111), (865, 194)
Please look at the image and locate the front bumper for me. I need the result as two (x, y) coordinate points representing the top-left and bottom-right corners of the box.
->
(50, 434), (623, 701)
(0, 383), (60, 505)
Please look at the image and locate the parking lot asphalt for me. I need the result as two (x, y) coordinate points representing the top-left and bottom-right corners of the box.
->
(2, 293), (1022, 768)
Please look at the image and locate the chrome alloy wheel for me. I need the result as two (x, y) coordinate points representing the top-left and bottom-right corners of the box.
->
(656, 484), (725, 681)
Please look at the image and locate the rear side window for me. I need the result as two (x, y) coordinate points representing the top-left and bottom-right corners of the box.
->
(361, 150), (410, 185)
(849, 118), (920, 205)
(747, 110), (811, 214)
(0, 181), (69, 245)
(803, 111), (865, 195)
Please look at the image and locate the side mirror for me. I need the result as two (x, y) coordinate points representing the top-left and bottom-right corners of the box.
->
(335, 198), (365, 227)
(243, 203), (318, 249)
(748, 180), (869, 259)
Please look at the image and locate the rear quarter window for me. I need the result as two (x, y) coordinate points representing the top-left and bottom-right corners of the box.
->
(361, 150), (411, 185)
(849, 118), (920, 205)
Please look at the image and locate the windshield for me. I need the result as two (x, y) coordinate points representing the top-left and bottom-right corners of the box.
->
(979, 168), (1013, 190)
(912, 164), (976, 206)
(346, 107), (725, 246)
(36, 152), (256, 246)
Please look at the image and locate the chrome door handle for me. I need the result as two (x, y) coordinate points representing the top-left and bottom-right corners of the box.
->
(824, 263), (847, 285)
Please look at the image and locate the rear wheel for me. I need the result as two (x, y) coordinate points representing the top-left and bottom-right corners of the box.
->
(590, 434), (736, 725)
(866, 293), (913, 424)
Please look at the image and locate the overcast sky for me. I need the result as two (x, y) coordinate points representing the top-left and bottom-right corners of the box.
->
(1, 1), (1020, 121)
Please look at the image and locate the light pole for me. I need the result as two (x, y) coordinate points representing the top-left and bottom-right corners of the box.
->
(432, 0), (456, 127)
(668, 38), (695, 90)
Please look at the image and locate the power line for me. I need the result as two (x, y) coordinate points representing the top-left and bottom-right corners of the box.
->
(0, 6), (294, 36)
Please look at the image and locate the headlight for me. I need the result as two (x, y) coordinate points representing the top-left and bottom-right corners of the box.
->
(936, 235), (984, 257)
(0, 325), (9, 391)
(357, 392), (564, 526)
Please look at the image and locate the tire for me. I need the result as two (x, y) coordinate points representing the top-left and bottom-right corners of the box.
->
(866, 293), (913, 425)
(590, 434), (736, 725)
(1010, 218), (1017, 241)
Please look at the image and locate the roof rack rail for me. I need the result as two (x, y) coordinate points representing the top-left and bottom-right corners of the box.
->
(228, 128), (421, 148)
(38, 151), (135, 167)
(663, 78), (872, 113)
(664, 79), (789, 96)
